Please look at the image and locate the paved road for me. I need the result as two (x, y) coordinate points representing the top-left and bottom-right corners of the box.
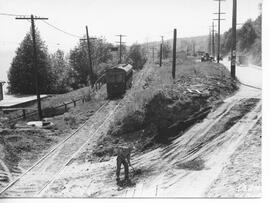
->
(222, 59), (262, 89)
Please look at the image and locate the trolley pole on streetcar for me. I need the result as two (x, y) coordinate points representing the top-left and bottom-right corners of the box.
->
(15, 14), (48, 120)
(172, 29), (177, 79)
(80, 26), (96, 88)
(231, 0), (237, 78)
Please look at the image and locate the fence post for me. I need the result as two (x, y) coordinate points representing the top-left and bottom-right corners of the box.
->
(22, 109), (26, 119)
(64, 103), (67, 112)
(73, 100), (76, 107)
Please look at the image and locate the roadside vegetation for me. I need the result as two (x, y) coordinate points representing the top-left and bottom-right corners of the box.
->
(7, 28), (116, 95)
(92, 56), (238, 159)
(221, 14), (261, 65)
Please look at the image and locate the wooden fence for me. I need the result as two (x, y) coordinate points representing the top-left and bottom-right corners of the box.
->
(2, 74), (107, 123)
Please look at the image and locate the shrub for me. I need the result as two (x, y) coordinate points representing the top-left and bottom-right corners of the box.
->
(126, 44), (147, 70)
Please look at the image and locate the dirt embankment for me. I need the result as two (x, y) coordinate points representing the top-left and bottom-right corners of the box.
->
(91, 58), (238, 161)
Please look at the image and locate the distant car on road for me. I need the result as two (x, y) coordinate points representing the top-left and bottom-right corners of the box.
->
(201, 53), (214, 62)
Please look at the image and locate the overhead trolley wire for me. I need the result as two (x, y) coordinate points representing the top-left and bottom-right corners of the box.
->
(41, 20), (81, 39)
(0, 12), (25, 17)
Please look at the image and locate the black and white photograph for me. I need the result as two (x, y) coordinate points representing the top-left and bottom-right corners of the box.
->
(0, 0), (267, 199)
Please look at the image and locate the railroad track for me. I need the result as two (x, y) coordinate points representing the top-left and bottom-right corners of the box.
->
(0, 99), (122, 197)
(0, 64), (147, 197)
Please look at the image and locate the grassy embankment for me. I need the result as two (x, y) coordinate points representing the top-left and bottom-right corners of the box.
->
(93, 57), (238, 159)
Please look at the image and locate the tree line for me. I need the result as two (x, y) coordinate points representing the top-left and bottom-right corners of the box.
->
(221, 14), (261, 65)
(7, 28), (147, 95)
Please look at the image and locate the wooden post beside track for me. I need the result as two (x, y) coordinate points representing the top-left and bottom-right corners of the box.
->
(172, 29), (177, 79)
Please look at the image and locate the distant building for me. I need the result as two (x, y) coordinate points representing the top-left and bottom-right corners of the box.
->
(0, 81), (5, 101)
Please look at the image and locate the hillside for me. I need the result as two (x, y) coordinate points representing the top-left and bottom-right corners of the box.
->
(143, 35), (208, 53)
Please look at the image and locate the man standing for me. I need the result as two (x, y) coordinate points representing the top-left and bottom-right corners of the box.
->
(116, 145), (133, 183)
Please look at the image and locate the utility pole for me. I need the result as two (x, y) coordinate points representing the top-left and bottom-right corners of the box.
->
(208, 27), (212, 54)
(80, 26), (96, 88)
(192, 42), (196, 56)
(16, 14), (48, 120)
(172, 29), (177, 79)
(159, 36), (164, 67)
(116, 34), (126, 64)
(161, 36), (164, 59)
(151, 47), (156, 63)
(231, 0), (237, 78)
(146, 38), (149, 58)
(214, 0), (226, 63)
(159, 43), (162, 67)
(212, 21), (216, 59)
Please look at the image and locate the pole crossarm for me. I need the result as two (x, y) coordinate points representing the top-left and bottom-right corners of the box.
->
(80, 38), (97, 41)
(15, 17), (48, 20)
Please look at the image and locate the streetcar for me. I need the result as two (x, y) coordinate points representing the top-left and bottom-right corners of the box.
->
(106, 64), (133, 98)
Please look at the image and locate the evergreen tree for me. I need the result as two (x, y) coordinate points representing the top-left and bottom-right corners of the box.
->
(49, 49), (72, 93)
(69, 37), (113, 89)
(8, 29), (52, 94)
(238, 19), (257, 50)
(69, 44), (89, 89)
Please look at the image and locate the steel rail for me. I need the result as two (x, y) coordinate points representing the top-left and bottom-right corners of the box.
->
(35, 101), (122, 197)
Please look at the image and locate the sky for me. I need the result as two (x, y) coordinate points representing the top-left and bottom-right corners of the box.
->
(0, 0), (263, 82)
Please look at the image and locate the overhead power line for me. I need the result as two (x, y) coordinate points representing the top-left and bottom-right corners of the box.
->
(41, 20), (81, 39)
(0, 12), (26, 17)
(1, 13), (81, 39)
